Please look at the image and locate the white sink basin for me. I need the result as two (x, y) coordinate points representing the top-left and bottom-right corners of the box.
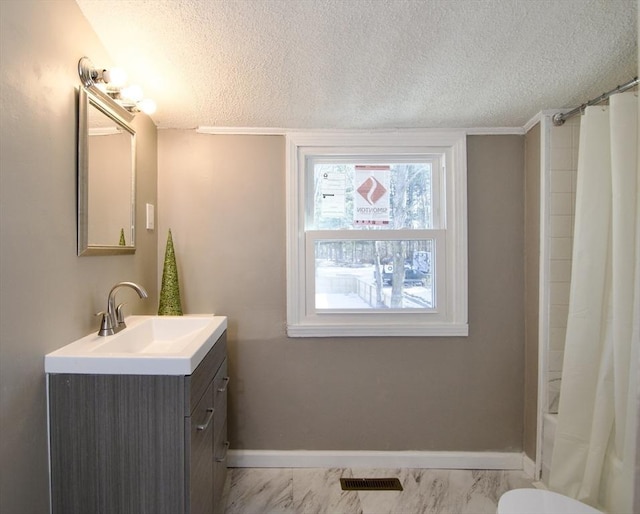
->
(45, 315), (227, 375)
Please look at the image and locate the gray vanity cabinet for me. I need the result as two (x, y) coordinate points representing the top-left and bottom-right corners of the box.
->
(186, 350), (229, 514)
(48, 331), (228, 514)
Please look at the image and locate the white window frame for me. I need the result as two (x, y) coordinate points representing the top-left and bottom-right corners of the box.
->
(286, 131), (468, 337)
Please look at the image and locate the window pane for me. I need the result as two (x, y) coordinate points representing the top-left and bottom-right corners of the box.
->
(314, 239), (434, 310)
(313, 163), (433, 230)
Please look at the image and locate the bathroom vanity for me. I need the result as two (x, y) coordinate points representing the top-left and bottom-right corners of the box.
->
(46, 316), (228, 514)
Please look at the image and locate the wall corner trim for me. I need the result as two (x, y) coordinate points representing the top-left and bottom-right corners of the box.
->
(524, 112), (543, 133)
(227, 450), (525, 470)
(524, 110), (568, 133)
(522, 454), (536, 478)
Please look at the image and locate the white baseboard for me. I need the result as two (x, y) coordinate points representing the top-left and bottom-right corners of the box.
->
(227, 450), (524, 470)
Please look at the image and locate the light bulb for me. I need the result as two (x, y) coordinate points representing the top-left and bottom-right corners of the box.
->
(138, 98), (157, 115)
(120, 85), (144, 102)
(103, 67), (127, 87)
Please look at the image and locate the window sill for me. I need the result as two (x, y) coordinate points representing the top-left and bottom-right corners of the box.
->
(286, 322), (469, 338)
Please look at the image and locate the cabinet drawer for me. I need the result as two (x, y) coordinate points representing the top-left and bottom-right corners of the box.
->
(186, 380), (215, 514)
(187, 331), (227, 415)
(213, 359), (228, 434)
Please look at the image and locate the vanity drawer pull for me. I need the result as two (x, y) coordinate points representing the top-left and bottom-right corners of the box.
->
(215, 441), (230, 462)
(196, 408), (214, 431)
(217, 377), (230, 393)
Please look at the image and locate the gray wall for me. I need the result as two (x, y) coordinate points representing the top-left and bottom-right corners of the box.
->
(0, 2), (529, 511)
(524, 123), (541, 460)
(158, 132), (525, 452)
(0, 2), (158, 512)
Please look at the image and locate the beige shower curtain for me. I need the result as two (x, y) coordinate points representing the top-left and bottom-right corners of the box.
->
(549, 92), (639, 513)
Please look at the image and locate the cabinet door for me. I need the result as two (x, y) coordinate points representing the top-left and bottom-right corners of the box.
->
(213, 419), (229, 514)
(49, 374), (185, 514)
(213, 359), (229, 514)
(186, 380), (214, 514)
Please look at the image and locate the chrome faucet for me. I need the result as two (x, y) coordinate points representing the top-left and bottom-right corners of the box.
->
(97, 281), (148, 336)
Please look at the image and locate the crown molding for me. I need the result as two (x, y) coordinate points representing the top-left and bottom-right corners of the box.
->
(196, 126), (288, 135)
(464, 126), (525, 135)
(196, 126), (526, 136)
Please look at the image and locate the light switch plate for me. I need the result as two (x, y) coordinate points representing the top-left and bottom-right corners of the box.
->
(146, 203), (154, 230)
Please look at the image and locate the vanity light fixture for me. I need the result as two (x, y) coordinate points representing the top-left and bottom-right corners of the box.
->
(78, 56), (157, 115)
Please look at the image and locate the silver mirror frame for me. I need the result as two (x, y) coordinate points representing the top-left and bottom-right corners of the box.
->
(77, 85), (136, 256)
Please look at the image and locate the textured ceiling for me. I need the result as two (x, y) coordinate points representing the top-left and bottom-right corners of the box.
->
(75, 0), (637, 130)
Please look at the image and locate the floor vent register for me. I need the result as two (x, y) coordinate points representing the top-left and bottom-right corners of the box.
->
(339, 478), (403, 491)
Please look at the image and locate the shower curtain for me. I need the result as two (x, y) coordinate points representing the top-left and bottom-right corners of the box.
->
(549, 92), (639, 513)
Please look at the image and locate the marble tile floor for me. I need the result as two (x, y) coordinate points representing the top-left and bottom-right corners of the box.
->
(222, 467), (535, 514)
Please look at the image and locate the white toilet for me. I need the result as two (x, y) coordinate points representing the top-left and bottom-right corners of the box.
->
(497, 489), (603, 514)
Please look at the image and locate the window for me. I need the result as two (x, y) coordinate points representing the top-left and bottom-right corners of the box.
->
(286, 131), (468, 337)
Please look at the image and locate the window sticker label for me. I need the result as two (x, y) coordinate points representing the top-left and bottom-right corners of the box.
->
(320, 170), (346, 218)
(354, 165), (390, 225)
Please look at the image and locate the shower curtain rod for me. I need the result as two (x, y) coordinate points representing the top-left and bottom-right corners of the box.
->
(551, 77), (639, 126)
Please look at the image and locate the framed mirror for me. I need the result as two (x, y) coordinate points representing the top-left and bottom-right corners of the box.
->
(77, 85), (136, 256)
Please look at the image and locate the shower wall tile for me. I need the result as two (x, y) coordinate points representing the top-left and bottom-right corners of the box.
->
(550, 238), (572, 260)
(549, 327), (567, 351)
(547, 372), (563, 414)
(571, 119), (581, 148)
(550, 216), (572, 238)
(550, 170), (572, 193)
(550, 124), (573, 148)
(549, 303), (569, 329)
(548, 351), (564, 373)
(550, 282), (570, 306)
(550, 193), (572, 215)
(545, 119), (579, 421)
(550, 260), (572, 283)
(550, 146), (572, 170)
(571, 145), (580, 170)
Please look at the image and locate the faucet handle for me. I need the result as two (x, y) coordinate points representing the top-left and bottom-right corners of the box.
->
(115, 303), (127, 326)
(96, 311), (115, 337)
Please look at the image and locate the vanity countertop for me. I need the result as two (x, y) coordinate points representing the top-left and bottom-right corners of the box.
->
(45, 315), (227, 375)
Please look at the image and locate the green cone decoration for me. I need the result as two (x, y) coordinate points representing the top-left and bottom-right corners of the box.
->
(158, 229), (183, 316)
(119, 228), (126, 246)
